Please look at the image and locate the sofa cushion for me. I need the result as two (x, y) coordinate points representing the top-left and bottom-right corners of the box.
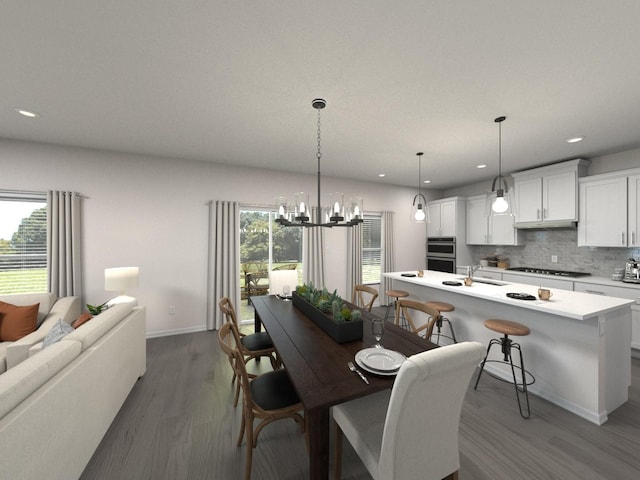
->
(64, 303), (134, 350)
(0, 339), (82, 419)
(71, 313), (93, 329)
(0, 341), (10, 373)
(0, 293), (57, 327)
(42, 319), (74, 348)
(0, 301), (39, 341)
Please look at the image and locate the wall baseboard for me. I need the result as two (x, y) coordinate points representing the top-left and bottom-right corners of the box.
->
(146, 325), (208, 339)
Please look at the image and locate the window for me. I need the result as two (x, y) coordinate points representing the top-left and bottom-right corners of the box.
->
(0, 191), (47, 294)
(362, 214), (382, 284)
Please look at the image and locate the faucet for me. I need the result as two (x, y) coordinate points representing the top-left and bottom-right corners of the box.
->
(467, 264), (481, 279)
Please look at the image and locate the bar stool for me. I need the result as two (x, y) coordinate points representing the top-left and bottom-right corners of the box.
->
(384, 290), (409, 328)
(474, 319), (534, 418)
(425, 301), (457, 345)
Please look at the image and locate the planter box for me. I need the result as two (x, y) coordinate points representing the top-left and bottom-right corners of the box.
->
(292, 292), (363, 343)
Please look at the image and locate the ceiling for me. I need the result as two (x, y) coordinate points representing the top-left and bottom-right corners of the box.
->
(3, 1), (640, 189)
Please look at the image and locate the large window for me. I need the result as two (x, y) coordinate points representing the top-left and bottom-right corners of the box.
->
(0, 191), (47, 294)
(362, 214), (382, 284)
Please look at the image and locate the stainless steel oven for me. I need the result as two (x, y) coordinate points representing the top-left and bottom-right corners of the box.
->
(426, 237), (456, 273)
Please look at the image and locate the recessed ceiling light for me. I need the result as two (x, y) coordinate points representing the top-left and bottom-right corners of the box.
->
(423, 180), (431, 184)
(566, 136), (584, 144)
(477, 164), (487, 169)
(15, 108), (40, 118)
(378, 173), (386, 178)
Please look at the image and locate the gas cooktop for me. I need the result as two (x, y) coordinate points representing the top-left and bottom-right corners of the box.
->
(505, 267), (591, 278)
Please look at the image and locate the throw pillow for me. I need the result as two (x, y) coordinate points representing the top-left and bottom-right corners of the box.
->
(0, 301), (39, 341)
(72, 312), (93, 329)
(42, 319), (74, 348)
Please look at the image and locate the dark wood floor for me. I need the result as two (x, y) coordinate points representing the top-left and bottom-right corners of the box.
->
(81, 327), (640, 480)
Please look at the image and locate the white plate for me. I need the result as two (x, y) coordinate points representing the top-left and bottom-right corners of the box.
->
(355, 348), (406, 373)
(355, 356), (399, 376)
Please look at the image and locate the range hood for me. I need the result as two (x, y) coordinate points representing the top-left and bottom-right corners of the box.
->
(514, 220), (577, 229)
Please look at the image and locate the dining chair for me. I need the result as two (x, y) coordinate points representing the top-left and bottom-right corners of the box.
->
(351, 284), (379, 312)
(395, 298), (440, 340)
(332, 341), (485, 480)
(218, 297), (279, 370)
(218, 321), (244, 407)
(230, 347), (305, 480)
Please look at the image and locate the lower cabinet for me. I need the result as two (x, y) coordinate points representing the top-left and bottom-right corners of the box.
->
(502, 273), (574, 291)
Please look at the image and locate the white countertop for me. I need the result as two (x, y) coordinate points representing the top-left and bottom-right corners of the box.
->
(384, 270), (635, 321)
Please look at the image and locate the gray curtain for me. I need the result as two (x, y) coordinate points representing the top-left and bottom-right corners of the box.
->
(380, 211), (395, 305)
(47, 191), (82, 297)
(347, 224), (362, 301)
(206, 200), (240, 330)
(303, 208), (325, 287)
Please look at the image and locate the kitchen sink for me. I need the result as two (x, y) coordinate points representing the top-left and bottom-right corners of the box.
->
(457, 277), (508, 286)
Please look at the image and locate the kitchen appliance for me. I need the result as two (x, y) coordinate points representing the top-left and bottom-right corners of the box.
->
(505, 267), (591, 278)
(426, 237), (456, 273)
(623, 258), (640, 284)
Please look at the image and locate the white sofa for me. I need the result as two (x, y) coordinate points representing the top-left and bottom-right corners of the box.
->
(0, 303), (146, 480)
(0, 292), (81, 372)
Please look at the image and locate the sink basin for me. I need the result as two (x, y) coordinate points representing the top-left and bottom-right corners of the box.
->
(457, 277), (508, 286)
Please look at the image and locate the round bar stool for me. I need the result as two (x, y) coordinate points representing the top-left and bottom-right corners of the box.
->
(384, 290), (409, 328)
(474, 319), (534, 419)
(425, 301), (457, 345)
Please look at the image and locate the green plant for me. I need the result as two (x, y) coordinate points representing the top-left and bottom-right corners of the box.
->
(86, 301), (108, 315)
(295, 282), (360, 323)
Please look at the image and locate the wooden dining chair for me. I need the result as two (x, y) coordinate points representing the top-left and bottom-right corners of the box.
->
(218, 296), (279, 370)
(230, 347), (305, 480)
(218, 321), (244, 407)
(351, 284), (379, 312)
(332, 342), (485, 480)
(395, 298), (440, 340)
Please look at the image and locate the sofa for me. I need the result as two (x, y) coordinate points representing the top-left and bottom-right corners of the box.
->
(0, 302), (146, 480)
(0, 292), (82, 373)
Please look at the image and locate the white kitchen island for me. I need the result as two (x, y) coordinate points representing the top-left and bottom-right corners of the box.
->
(385, 270), (635, 425)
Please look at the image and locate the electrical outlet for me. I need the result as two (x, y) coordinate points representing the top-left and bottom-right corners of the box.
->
(551, 255), (558, 263)
(169, 306), (175, 315)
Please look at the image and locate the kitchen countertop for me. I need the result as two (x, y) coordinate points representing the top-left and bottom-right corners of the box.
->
(384, 270), (635, 321)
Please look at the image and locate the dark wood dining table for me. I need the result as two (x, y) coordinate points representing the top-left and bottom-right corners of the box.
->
(251, 295), (437, 480)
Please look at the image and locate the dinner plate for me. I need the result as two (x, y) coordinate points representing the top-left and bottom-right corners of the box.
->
(355, 356), (399, 376)
(355, 348), (406, 373)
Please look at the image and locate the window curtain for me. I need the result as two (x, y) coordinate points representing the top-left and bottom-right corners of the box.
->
(47, 191), (83, 298)
(347, 224), (362, 301)
(206, 200), (240, 330)
(380, 211), (394, 305)
(303, 212), (325, 287)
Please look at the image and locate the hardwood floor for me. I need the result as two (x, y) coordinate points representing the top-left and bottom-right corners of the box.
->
(81, 329), (640, 480)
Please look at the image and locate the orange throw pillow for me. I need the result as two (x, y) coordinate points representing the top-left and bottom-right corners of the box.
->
(72, 313), (93, 329)
(0, 301), (39, 341)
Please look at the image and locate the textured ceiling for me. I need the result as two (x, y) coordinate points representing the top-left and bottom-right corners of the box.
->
(2, 1), (640, 188)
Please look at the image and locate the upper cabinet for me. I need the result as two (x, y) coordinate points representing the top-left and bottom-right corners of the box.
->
(511, 159), (590, 228)
(578, 168), (640, 247)
(465, 194), (523, 245)
(427, 197), (464, 237)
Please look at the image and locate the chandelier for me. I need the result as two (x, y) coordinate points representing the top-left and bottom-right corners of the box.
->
(275, 98), (363, 228)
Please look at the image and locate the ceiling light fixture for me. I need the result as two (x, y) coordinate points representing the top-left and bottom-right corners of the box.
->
(15, 108), (40, 118)
(488, 116), (513, 216)
(477, 164), (487, 169)
(275, 99), (363, 228)
(566, 136), (584, 144)
(411, 152), (429, 223)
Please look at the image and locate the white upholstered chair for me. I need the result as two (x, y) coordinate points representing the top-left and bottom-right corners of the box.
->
(332, 341), (485, 480)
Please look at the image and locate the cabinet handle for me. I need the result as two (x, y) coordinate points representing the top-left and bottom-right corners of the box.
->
(585, 290), (605, 295)
(537, 209), (541, 220)
(543, 208), (547, 219)
(622, 232), (625, 245)
(633, 232), (636, 245)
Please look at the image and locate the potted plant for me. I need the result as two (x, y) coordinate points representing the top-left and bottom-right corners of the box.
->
(86, 301), (108, 315)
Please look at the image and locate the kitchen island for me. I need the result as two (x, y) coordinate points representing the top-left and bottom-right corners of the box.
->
(384, 270), (635, 425)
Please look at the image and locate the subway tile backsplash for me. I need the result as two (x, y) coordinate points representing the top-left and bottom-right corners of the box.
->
(468, 229), (640, 277)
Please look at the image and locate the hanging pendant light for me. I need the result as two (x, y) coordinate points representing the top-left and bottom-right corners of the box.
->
(488, 116), (514, 216)
(275, 98), (363, 228)
(411, 152), (429, 223)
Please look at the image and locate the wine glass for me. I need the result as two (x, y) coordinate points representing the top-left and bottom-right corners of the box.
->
(282, 284), (291, 301)
(371, 317), (384, 348)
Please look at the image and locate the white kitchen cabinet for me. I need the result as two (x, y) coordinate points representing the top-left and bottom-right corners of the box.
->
(465, 194), (523, 245)
(474, 270), (503, 281)
(512, 159), (589, 227)
(427, 197), (462, 237)
(578, 168), (640, 247)
(633, 306), (640, 355)
(502, 273), (574, 291)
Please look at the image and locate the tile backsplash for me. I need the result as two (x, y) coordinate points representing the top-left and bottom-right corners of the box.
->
(468, 229), (640, 277)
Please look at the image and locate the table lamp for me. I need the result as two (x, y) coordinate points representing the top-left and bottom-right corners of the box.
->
(105, 267), (139, 307)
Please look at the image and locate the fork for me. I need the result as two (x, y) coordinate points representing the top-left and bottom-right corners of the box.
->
(348, 361), (369, 384)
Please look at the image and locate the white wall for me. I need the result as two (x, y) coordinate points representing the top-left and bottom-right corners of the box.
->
(1, 138), (430, 336)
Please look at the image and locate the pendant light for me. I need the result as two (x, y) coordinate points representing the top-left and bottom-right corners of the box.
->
(488, 116), (513, 216)
(411, 152), (429, 223)
(275, 98), (363, 228)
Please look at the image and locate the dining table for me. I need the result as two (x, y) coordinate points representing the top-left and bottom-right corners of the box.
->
(251, 295), (437, 480)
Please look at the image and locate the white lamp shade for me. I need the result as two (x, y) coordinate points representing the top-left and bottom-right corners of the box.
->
(269, 270), (298, 296)
(105, 267), (139, 292)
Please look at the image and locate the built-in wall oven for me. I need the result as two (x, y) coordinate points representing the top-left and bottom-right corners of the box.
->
(426, 237), (456, 273)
